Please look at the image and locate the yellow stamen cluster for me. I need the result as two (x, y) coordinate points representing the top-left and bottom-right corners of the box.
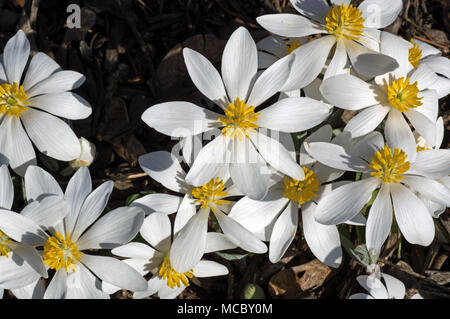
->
(218, 97), (259, 141)
(159, 256), (195, 288)
(0, 82), (29, 117)
(191, 177), (229, 213)
(369, 145), (410, 183)
(0, 230), (12, 257)
(282, 167), (319, 204)
(286, 40), (301, 55)
(43, 232), (83, 272)
(408, 39), (422, 69)
(416, 145), (430, 152)
(387, 77), (423, 112)
(325, 4), (365, 40)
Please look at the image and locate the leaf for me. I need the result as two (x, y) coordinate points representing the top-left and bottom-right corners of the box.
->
(215, 251), (248, 261)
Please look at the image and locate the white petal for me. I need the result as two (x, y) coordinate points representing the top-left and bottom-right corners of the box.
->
(290, 0), (329, 23)
(344, 104), (390, 138)
(70, 181), (114, 241)
(409, 64), (439, 91)
(26, 70), (85, 98)
(43, 269), (67, 299)
(324, 38), (348, 79)
(380, 31), (413, 77)
(215, 209), (267, 254)
(382, 273), (405, 299)
(320, 74), (380, 109)
(302, 201), (342, 268)
(66, 263), (109, 299)
(0, 116), (36, 176)
(21, 108), (81, 161)
(351, 130), (385, 162)
(3, 30), (30, 84)
(24, 165), (63, 202)
(349, 293), (375, 299)
(158, 283), (186, 299)
(20, 195), (68, 230)
(76, 206), (144, 250)
(170, 208), (209, 273)
(391, 183), (434, 246)
(0, 164), (13, 209)
(428, 76), (450, 99)
(403, 175), (450, 207)
(422, 55), (450, 78)
(315, 177), (380, 225)
(300, 124), (333, 166)
(258, 97), (330, 132)
(350, 51), (399, 78)
(183, 48), (229, 109)
(247, 54), (294, 107)
(22, 52), (61, 91)
(0, 209), (48, 245)
(132, 193), (182, 216)
(28, 92), (91, 120)
(81, 254), (147, 292)
(192, 260), (228, 277)
(269, 201), (298, 263)
(384, 109), (416, 162)
(409, 149), (450, 179)
(112, 242), (157, 259)
(0, 252), (42, 289)
(435, 116), (444, 149)
(366, 183), (393, 254)
(140, 212), (172, 252)
(404, 110), (437, 147)
(359, 0), (403, 28)
(141, 102), (220, 137)
(256, 14), (327, 38)
(221, 27), (257, 102)
(257, 35), (286, 58)
(204, 232), (238, 253)
(356, 275), (389, 299)
(414, 89), (439, 123)
(173, 194), (197, 235)
(10, 278), (45, 299)
(282, 36), (336, 91)
(133, 276), (164, 299)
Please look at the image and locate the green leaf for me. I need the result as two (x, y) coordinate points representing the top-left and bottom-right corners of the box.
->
(215, 251), (247, 261)
(126, 193), (142, 206)
(241, 283), (265, 299)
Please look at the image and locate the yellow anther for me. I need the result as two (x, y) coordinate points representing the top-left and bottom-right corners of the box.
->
(159, 256), (195, 288)
(43, 232), (83, 272)
(0, 230), (12, 257)
(283, 167), (319, 204)
(0, 82), (29, 117)
(369, 145), (410, 183)
(286, 40), (301, 55)
(387, 77), (423, 112)
(218, 97), (259, 141)
(325, 4), (365, 40)
(191, 177), (229, 213)
(408, 39), (422, 69)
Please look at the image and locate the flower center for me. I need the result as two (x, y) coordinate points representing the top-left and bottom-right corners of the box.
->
(286, 40), (301, 55)
(159, 256), (195, 288)
(369, 145), (410, 183)
(408, 39), (422, 69)
(283, 167), (319, 204)
(0, 82), (29, 117)
(387, 77), (423, 112)
(0, 230), (12, 257)
(325, 4), (365, 40)
(191, 178), (229, 213)
(218, 97), (259, 141)
(43, 232), (83, 272)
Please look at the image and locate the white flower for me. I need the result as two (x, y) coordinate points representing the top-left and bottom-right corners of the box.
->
(0, 30), (92, 176)
(304, 131), (450, 254)
(229, 125), (365, 265)
(108, 212), (232, 299)
(136, 151), (267, 274)
(256, 0), (402, 91)
(320, 31), (440, 161)
(349, 272), (423, 299)
(0, 165), (48, 296)
(407, 37), (450, 98)
(142, 27), (331, 200)
(0, 166), (147, 298)
(69, 137), (96, 169)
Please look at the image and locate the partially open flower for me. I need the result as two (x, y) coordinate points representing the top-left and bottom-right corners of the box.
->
(69, 137), (96, 169)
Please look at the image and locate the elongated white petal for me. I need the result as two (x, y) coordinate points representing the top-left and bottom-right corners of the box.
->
(257, 14), (326, 38)
(0, 209), (48, 245)
(300, 124), (333, 166)
(351, 131), (385, 163)
(193, 260), (229, 278)
(170, 208), (209, 273)
(43, 269), (67, 299)
(409, 64), (439, 91)
(204, 232), (238, 253)
(132, 193), (182, 216)
(140, 212), (172, 253)
(66, 263), (109, 299)
(422, 55), (450, 78)
(428, 76), (450, 99)
(384, 109), (416, 162)
(71, 181), (114, 241)
(348, 41), (398, 77)
(10, 242), (47, 278)
(133, 276), (164, 299)
(22, 52), (61, 91)
(414, 89), (439, 123)
(409, 149), (450, 179)
(290, 0), (329, 23)
(380, 31), (413, 76)
(141, 102), (220, 137)
(24, 165), (63, 202)
(258, 97), (330, 132)
(359, 0), (403, 28)
(112, 242), (157, 260)
(356, 275), (388, 299)
(0, 165), (13, 209)
(0, 252), (42, 289)
(403, 175), (450, 207)
(320, 74), (380, 109)
(158, 283), (186, 299)
(0, 116), (36, 176)
(21, 108), (81, 161)
(183, 48), (229, 109)
(215, 209), (267, 254)
(324, 39), (348, 79)
(366, 183), (392, 254)
(382, 273), (405, 299)
(302, 201), (342, 268)
(391, 183), (434, 246)
(10, 278), (45, 299)
(28, 92), (91, 120)
(404, 110), (437, 147)
(3, 30), (30, 84)
(82, 254), (147, 292)
(315, 178), (380, 225)
(221, 27), (257, 102)
(344, 104), (390, 138)
(173, 194), (197, 235)
(20, 195), (68, 230)
(76, 206), (144, 250)
(247, 54), (294, 107)
(269, 201), (298, 262)
(26, 70), (85, 98)
(257, 35), (286, 58)
(282, 36), (336, 91)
